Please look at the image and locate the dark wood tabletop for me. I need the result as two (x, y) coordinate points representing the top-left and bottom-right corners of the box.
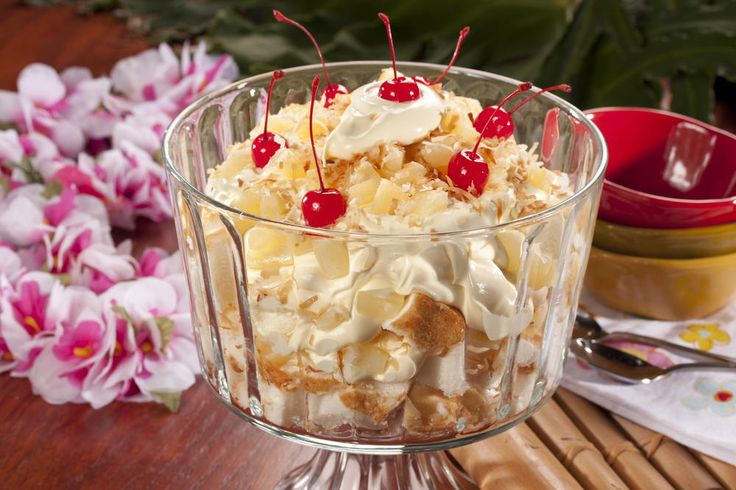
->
(1, 2), (734, 488)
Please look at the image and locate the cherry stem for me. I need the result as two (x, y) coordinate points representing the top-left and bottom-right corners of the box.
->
(273, 10), (331, 85)
(473, 82), (532, 153)
(378, 13), (398, 80)
(308, 75), (325, 191)
(509, 84), (572, 114)
(432, 26), (470, 85)
(263, 70), (284, 134)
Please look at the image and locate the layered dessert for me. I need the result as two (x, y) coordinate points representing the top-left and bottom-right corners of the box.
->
(175, 3), (592, 445)
(201, 65), (581, 440)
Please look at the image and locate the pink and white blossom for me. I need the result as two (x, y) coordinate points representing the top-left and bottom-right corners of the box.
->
(0, 64), (111, 157)
(0, 43), (235, 410)
(106, 41), (237, 115)
(0, 271), (64, 375)
(72, 243), (138, 294)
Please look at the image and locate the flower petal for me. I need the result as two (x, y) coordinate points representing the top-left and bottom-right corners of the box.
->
(18, 63), (66, 107)
(60, 67), (92, 91)
(0, 91), (22, 122)
(137, 358), (195, 394)
(28, 347), (83, 404)
(49, 119), (85, 157)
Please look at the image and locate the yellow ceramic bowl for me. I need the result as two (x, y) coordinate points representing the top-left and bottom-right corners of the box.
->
(585, 246), (736, 320)
(594, 220), (736, 259)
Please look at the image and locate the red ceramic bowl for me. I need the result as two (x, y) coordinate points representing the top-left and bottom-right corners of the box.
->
(585, 107), (736, 229)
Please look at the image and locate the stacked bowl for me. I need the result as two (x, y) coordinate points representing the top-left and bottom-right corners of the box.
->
(584, 108), (736, 320)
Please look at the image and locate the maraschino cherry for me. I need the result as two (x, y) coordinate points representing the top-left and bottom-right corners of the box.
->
(377, 13), (420, 102)
(447, 83), (532, 195)
(474, 83), (572, 140)
(251, 70), (287, 168)
(430, 26), (470, 85)
(273, 9), (348, 108)
(301, 75), (347, 228)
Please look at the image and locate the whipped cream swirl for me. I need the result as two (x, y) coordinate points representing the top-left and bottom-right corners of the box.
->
(324, 80), (443, 161)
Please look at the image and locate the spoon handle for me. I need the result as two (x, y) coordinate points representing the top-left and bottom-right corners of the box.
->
(605, 332), (736, 366)
(667, 362), (736, 374)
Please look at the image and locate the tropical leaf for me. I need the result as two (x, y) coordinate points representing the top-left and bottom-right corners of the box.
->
(23, 0), (736, 121)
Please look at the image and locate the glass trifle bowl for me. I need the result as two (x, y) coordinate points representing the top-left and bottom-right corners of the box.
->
(163, 61), (607, 489)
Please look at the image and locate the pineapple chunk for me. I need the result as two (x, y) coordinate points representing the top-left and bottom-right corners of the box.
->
(379, 145), (405, 176)
(497, 230), (524, 277)
(259, 193), (288, 220)
(407, 190), (448, 217)
(349, 178), (380, 207)
(244, 226), (294, 269)
(527, 166), (552, 191)
(217, 145), (251, 179)
(356, 289), (406, 322)
(231, 189), (260, 233)
(280, 153), (307, 180)
(293, 236), (313, 256)
(529, 253), (557, 289)
(419, 140), (454, 174)
(313, 238), (349, 279)
(393, 161), (427, 184)
(440, 111), (459, 133)
(232, 189), (261, 215)
(350, 160), (381, 185)
(296, 118), (327, 140)
(368, 179), (407, 215)
(267, 115), (295, 135)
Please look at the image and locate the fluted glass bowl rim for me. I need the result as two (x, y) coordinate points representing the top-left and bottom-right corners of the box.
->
(163, 61), (608, 240)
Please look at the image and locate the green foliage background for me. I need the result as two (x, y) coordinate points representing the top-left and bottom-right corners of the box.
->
(28, 0), (736, 122)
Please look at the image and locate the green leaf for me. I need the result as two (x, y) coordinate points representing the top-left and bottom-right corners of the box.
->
(670, 70), (715, 123)
(151, 391), (182, 412)
(0, 176), (9, 193)
(111, 305), (136, 328)
(154, 317), (175, 351)
(9, 157), (44, 184)
(25, 0), (736, 122)
(41, 180), (63, 199)
(53, 273), (72, 285)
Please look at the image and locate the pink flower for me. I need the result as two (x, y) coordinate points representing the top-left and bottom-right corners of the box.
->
(79, 277), (196, 408)
(0, 185), (51, 246)
(11, 188), (113, 275)
(0, 64), (112, 157)
(0, 337), (15, 374)
(106, 42), (237, 115)
(71, 243), (137, 293)
(0, 272), (63, 375)
(0, 45), (221, 410)
(0, 129), (61, 185)
(109, 44), (181, 105)
(0, 242), (25, 285)
(26, 287), (111, 404)
(111, 108), (170, 154)
(72, 144), (171, 228)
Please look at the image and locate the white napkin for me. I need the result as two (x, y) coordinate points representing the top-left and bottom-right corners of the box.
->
(562, 290), (736, 465)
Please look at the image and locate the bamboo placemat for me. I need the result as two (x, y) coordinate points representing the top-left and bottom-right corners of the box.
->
(451, 388), (735, 489)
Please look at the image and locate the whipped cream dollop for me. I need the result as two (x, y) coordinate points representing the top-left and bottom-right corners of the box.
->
(324, 80), (443, 161)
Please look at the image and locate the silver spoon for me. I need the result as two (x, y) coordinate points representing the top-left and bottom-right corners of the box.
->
(570, 337), (736, 384)
(574, 310), (736, 365)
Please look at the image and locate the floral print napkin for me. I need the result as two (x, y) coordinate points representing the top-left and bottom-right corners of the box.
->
(563, 291), (736, 465)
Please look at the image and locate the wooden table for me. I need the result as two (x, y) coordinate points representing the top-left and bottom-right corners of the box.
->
(0, 1), (734, 488)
